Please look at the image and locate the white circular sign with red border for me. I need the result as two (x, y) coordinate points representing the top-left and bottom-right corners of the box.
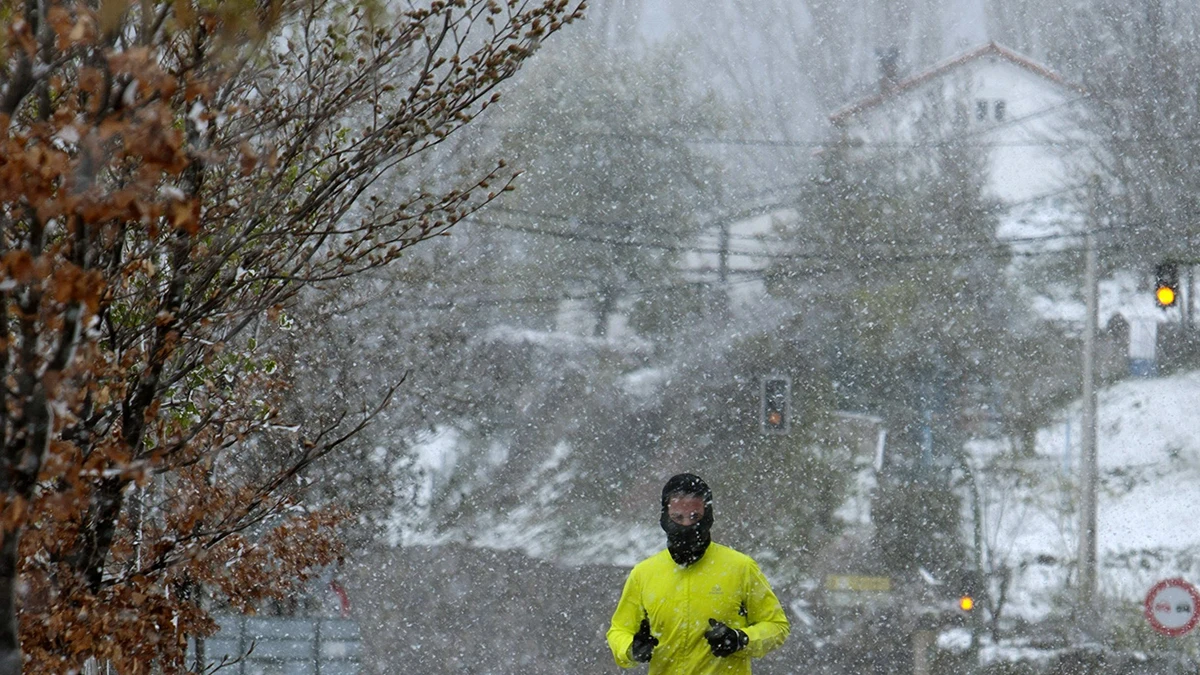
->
(1144, 578), (1200, 637)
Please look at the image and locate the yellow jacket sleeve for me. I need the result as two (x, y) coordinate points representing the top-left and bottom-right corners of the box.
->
(741, 560), (790, 658)
(606, 569), (643, 669)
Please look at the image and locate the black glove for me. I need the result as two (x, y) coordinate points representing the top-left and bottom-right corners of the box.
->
(705, 618), (748, 657)
(631, 617), (658, 663)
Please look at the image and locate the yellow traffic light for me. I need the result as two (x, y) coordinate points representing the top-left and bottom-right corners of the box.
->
(958, 595), (975, 612)
(1157, 285), (1177, 307)
(1155, 262), (1179, 309)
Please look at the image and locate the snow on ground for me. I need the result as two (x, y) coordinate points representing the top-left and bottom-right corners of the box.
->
(391, 361), (1200, 631)
(393, 363), (1200, 636)
(388, 424), (665, 565)
(966, 369), (1200, 623)
(684, 208), (800, 323)
(999, 202), (1181, 332)
(997, 198), (1083, 252)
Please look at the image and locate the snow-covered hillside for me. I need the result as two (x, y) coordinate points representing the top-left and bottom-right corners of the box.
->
(966, 369), (1200, 624)
(385, 316), (1200, 640)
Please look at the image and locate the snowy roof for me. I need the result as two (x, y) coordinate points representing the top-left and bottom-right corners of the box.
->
(830, 42), (1083, 125)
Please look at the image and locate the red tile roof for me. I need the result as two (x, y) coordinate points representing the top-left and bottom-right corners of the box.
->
(830, 42), (1081, 125)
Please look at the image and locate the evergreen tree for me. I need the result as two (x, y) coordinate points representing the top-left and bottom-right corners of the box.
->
(767, 92), (1018, 578)
(778, 93), (1012, 462)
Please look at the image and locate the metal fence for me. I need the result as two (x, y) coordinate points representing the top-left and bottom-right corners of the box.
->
(195, 614), (362, 675)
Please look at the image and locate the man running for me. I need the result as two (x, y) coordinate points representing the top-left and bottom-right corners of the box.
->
(607, 473), (790, 673)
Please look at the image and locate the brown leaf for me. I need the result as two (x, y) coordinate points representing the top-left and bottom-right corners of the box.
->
(98, 0), (129, 35)
(51, 264), (82, 304)
(168, 199), (200, 234)
(3, 250), (35, 283)
(238, 141), (258, 176)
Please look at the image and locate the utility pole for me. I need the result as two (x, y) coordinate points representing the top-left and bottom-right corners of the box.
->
(1190, 264), (1195, 331)
(1077, 180), (1100, 623)
(717, 220), (730, 284)
(1188, 232), (1196, 332)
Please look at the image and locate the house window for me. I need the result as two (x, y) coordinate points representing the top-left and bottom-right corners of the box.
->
(976, 99), (988, 121)
(994, 100), (1006, 121)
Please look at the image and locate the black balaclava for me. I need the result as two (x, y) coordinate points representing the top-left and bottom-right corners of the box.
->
(659, 473), (714, 566)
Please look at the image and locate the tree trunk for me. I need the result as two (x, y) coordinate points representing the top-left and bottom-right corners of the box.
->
(0, 527), (23, 675)
(70, 477), (129, 592)
(593, 287), (617, 337)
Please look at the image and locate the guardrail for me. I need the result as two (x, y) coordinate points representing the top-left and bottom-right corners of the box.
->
(193, 614), (362, 675)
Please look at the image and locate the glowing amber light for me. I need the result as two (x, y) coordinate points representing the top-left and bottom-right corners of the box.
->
(959, 595), (975, 611)
(1157, 286), (1177, 307)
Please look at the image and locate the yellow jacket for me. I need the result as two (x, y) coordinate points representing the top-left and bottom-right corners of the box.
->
(607, 543), (790, 674)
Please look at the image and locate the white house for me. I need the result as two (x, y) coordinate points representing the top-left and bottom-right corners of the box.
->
(683, 45), (1096, 329)
(828, 42), (1186, 375)
(829, 42), (1090, 207)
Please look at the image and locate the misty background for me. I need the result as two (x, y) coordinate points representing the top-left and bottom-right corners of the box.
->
(250, 1), (1200, 673)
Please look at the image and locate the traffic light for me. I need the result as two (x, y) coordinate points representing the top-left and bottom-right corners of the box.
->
(956, 569), (982, 614)
(958, 593), (976, 612)
(760, 376), (791, 434)
(1155, 262), (1179, 308)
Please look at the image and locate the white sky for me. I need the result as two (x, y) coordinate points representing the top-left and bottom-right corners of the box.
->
(943, 0), (989, 53)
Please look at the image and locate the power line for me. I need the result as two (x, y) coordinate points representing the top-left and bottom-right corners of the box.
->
(533, 96), (1200, 151)
(542, 94), (1092, 149)
(547, 130), (1093, 150)
(367, 239), (1119, 316)
(358, 222), (1145, 316)
(468, 213), (1116, 264)
(478, 179), (1095, 248)
(561, 130), (1116, 151)
(469, 179), (1128, 261)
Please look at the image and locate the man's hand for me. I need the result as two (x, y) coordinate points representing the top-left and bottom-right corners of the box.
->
(631, 617), (658, 663)
(705, 618), (748, 657)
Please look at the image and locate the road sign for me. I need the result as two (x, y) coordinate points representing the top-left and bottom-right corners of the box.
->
(1144, 578), (1200, 637)
(824, 575), (891, 609)
(824, 575), (891, 592)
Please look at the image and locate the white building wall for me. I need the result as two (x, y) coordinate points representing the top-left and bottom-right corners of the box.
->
(964, 60), (1085, 204)
(836, 56), (1090, 206)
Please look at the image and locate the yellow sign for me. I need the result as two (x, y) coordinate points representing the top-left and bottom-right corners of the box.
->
(825, 575), (892, 592)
